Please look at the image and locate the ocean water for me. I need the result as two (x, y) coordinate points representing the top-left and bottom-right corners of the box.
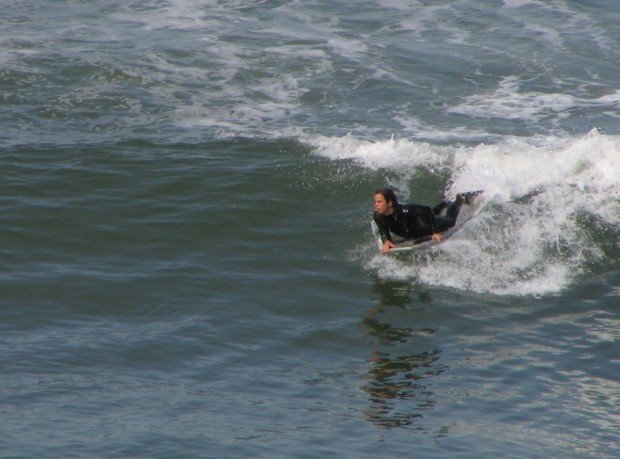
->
(1, 1), (619, 457)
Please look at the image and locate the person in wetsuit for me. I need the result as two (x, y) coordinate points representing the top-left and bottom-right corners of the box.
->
(373, 188), (465, 253)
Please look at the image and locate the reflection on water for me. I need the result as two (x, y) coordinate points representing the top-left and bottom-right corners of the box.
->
(362, 281), (448, 430)
(369, 279), (433, 309)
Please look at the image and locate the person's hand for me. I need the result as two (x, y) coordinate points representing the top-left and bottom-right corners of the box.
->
(381, 240), (395, 253)
(431, 233), (442, 243)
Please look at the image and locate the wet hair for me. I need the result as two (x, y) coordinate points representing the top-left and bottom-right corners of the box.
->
(374, 188), (399, 206)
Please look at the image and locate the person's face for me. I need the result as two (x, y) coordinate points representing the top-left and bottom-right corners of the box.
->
(374, 194), (393, 215)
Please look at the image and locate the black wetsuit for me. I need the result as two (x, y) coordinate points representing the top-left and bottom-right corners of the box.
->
(373, 200), (463, 243)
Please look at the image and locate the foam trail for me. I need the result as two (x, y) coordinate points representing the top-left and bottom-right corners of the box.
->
(308, 130), (619, 295)
(306, 134), (455, 174)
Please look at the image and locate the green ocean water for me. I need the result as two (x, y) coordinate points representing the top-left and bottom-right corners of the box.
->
(2, 1), (619, 457)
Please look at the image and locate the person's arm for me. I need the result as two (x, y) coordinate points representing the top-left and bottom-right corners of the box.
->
(373, 212), (394, 253)
(380, 240), (394, 253)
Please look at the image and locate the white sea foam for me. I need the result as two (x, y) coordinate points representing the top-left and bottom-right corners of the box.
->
(502, 0), (539, 7)
(392, 114), (497, 142)
(501, 0), (618, 56)
(306, 134), (458, 175)
(113, 0), (221, 31)
(448, 77), (620, 123)
(309, 130), (619, 295)
(96, 0), (619, 142)
(109, 1), (338, 138)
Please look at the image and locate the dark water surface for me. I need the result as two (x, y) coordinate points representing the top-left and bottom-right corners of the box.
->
(2, 1), (619, 457)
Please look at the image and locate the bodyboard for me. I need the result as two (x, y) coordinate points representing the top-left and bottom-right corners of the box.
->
(372, 224), (459, 253)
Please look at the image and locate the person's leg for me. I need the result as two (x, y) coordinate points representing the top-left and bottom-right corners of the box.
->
(432, 197), (450, 215)
(456, 190), (484, 204)
(434, 199), (463, 232)
(446, 199), (463, 221)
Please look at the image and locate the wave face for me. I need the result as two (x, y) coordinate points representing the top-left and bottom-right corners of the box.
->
(308, 130), (619, 295)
